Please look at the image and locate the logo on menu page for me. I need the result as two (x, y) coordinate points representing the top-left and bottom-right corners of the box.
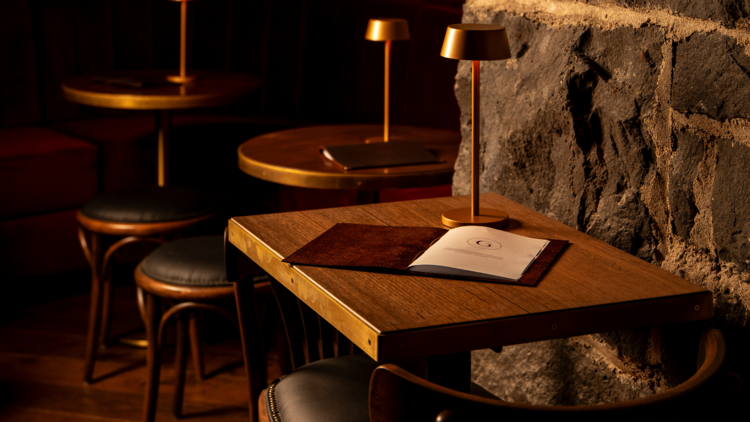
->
(467, 238), (502, 250)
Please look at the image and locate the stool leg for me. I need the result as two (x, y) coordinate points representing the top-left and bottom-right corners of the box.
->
(83, 232), (103, 383)
(189, 312), (205, 381)
(143, 292), (163, 422)
(173, 312), (189, 418)
(99, 257), (115, 349)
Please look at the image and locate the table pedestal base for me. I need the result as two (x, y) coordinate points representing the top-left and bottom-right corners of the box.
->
(441, 207), (509, 229)
(166, 74), (199, 84)
(364, 135), (412, 144)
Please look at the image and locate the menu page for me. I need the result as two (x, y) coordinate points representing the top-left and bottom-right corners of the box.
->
(407, 226), (549, 281)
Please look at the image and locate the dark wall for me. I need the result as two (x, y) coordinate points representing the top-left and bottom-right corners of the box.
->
(0, 0), (465, 130)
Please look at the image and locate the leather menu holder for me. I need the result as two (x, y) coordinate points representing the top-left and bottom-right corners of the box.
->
(282, 223), (568, 287)
(320, 140), (440, 170)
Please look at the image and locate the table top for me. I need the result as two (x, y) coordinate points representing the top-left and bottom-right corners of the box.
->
(62, 70), (260, 110)
(237, 125), (460, 190)
(228, 193), (712, 362)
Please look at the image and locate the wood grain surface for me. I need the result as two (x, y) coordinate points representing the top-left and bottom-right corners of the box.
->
(229, 193), (712, 361)
(0, 285), (285, 422)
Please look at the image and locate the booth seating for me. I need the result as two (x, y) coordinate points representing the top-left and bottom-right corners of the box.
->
(133, 235), (237, 422)
(78, 187), (215, 384)
(0, 126), (99, 276)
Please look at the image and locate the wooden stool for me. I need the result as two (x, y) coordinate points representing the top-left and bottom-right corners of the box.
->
(134, 235), (237, 422)
(77, 187), (215, 383)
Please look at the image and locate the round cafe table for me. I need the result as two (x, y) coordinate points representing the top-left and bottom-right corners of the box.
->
(63, 70), (260, 186)
(237, 125), (460, 203)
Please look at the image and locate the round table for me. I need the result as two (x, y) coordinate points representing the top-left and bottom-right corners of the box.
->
(63, 70), (260, 186)
(237, 125), (460, 203)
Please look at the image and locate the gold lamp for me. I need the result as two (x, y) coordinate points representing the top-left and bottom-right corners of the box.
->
(440, 23), (512, 229)
(167, 0), (198, 84)
(365, 18), (410, 142)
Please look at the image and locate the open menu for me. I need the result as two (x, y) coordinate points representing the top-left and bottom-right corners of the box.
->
(282, 223), (567, 286)
(408, 226), (549, 281)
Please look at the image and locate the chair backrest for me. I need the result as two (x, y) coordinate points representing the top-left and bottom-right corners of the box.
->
(268, 276), (357, 371)
(369, 328), (728, 422)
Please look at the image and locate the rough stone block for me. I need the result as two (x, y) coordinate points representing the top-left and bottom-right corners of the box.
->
(457, 10), (664, 259)
(669, 129), (705, 241)
(712, 138), (750, 269)
(578, 0), (750, 27)
(673, 32), (750, 121)
(471, 339), (649, 405)
(464, 0), (750, 409)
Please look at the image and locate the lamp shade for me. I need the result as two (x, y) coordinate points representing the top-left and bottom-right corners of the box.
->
(365, 18), (410, 41)
(440, 24), (511, 61)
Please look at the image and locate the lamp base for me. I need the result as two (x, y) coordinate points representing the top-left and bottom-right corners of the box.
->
(364, 135), (411, 144)
(166, 74), (199, 84)
(441, 207), (509, 229)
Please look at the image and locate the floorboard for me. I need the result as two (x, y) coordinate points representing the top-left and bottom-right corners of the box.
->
(0, 285), (283, 422)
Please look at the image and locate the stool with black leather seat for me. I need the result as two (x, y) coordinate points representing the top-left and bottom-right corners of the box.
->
(77, 186), (216, 384)
(134, 234), (239, 422)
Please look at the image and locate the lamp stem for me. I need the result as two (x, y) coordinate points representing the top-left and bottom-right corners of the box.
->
(180, 1), (187, 80)
(384, 40), (391, 142)
(471, 60), (480, 217)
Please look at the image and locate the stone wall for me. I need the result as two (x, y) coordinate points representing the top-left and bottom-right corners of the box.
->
(458, 0), (750, 408)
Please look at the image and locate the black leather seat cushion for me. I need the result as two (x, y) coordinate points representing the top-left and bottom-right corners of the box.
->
(81, 187), (214, 223)
(268, 354), (378, 422)
(140, 235), (229, 287)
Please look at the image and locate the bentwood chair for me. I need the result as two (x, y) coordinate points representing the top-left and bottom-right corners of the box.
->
(226, 234), (384, 422)
(369, 328), (734, 422)
(258, 275), (382, 422)
(134, 234), (239, 422)
(77, 187), (215, 383)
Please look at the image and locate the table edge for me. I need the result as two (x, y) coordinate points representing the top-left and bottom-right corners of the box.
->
(62, 84), (255, 110)
(228, 218), (383, 360)
(376, 290), (713, 360)
(236, 125), (457, 190)
(237, 153), (455, 190)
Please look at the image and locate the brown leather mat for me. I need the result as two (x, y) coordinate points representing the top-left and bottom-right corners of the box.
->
(282, 223), (567, 287)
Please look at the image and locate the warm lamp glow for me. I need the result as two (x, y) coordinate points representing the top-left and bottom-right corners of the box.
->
(440, 23), (512, 229)
(440, 24), (511, 61)
(365, 18), (410, 41)
(365, 18), (410, 143)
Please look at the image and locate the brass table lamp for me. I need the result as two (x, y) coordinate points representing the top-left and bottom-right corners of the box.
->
(365, 18), (410, 142)
(167, 0), (198, 84)
(440, 23), (512, 229)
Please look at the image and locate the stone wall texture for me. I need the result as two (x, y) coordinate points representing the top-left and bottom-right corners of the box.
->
(459, 0), (750, 411)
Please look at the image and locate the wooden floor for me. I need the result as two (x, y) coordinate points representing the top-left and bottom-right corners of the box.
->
(0, 283), (280, 422)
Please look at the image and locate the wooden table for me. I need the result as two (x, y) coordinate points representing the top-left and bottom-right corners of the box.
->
(63, 70), (259, 186)
(236, 124), (460, 202)
(228, 192), (712, 393)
